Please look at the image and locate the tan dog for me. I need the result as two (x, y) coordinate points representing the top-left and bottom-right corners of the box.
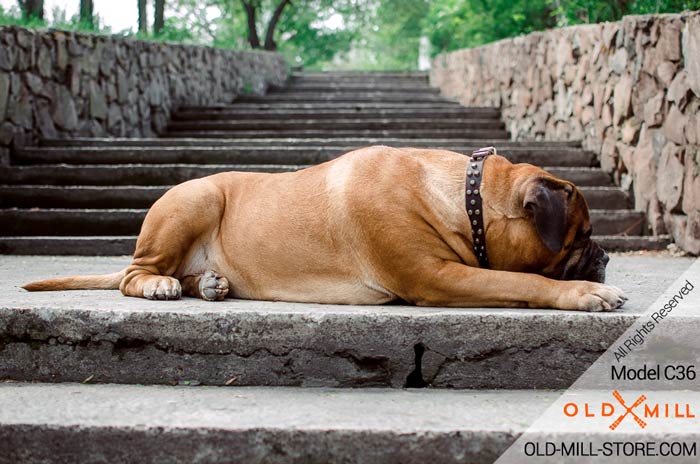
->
(24, 146), (626, 311)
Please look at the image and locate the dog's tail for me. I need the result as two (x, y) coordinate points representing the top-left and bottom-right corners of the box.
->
(22, 269), (127, 292)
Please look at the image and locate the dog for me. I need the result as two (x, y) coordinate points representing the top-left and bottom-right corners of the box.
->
(23, 146), (626, 311)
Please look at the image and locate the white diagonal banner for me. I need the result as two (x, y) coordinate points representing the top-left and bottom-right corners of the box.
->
(497, 259), (700, 463)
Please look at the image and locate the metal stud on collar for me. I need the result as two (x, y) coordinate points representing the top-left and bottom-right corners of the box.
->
(466, 146), (496, 268)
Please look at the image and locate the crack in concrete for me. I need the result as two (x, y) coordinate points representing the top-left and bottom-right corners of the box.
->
(333, 350), (391, 374)
(405, 343), (427, 388)
(423, 338), (609, 388)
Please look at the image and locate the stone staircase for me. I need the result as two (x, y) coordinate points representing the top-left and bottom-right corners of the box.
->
(1, 254), (693, 462)
(0, 72), (681, 462)
(0, 71), (669, 254)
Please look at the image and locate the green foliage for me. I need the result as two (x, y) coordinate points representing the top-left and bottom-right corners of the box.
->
(336, 0), (428, 70)
(150, 17), (196, 42)
(163, 0), (361, 68)
(0, 3), (108, 33)
(424, 0), (556, 54)
(1, 0), (698, 71)
(383, 0), (699, 64)
(275, 0), (359, 68)
(0, 4), (46, 27)
(48, 6), (109, 33)
(551, 0), (700, 25)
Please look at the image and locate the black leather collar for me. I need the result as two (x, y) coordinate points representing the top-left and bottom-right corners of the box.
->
(466, 146), (496, 268)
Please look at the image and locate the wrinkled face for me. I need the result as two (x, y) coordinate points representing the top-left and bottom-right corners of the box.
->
(548, 230), (610, 283)
(520, 175), (609, 283)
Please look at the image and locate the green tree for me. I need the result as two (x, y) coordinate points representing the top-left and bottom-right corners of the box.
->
(154, 0), (166, 34)
(273, 0), (363, 67)
(369, 0), (428, 69)
(238, 0), (294, 50)
(79, 0), (94, 28)
(240, 0), (262, 47)
(8, 0), (694, 71)
(138, 0), (148, 33)
(630, 0), (700, 13)
(165, 0), (361, 68)
(552, 0), (700, 25)
(18, 0), (44, 20)
(424, 0), (556, 54)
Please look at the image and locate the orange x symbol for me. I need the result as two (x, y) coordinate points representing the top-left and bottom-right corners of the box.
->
(609, 390), (647, 430)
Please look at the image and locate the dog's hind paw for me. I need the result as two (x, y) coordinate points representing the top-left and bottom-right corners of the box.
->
(199, 270), (229, 301)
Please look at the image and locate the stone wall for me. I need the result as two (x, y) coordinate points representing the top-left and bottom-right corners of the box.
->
(431, 12), (700, 254)
(0, 26), (287, 148)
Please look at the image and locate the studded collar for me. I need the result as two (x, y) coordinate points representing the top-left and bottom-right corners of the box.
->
(466, 146), (496, 268)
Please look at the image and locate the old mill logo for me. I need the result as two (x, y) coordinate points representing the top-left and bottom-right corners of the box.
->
(609, 391), (647, 430)
(563, 391), (695, 430)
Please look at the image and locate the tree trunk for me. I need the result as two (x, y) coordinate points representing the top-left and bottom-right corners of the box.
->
(18, 0), (44, 20)
(138, 0), (148, 33)
(263, 0), (292, 51)
(79, 0), (94, 27)
(153, 0), (165, 35)
(240, 0), (261, 49)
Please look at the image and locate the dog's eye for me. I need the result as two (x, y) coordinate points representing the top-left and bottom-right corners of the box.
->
(577, 227), (592, 240)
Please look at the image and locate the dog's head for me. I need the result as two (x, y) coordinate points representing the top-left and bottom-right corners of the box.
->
(519, 175), (609, 283)
(484, 158), (609, 284)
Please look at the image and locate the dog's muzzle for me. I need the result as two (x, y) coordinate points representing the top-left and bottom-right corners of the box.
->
(560, 240), (609, 283)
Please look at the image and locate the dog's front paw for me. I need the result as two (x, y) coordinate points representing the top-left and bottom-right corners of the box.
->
(143, 276), (182, 300)
(199, 270), (229, 301)
(558, 281), (627, 311)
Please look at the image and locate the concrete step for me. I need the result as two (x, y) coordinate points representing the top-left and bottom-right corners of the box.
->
(179, 102), (469, 111)
(235, 93), (456, 103)
(291, 77), (432, 86)
(543, 167), (612, 186)
(290, 77), (431, 87)
(12, 146), (596, 167)
(1, 233), (663, 254)
(0, 186), (166, 208)
(588, 209), (646, 235)
(0, 236), (137, 255)
(40, 137), (581, 148)
(0, 186), (626, 210)
(0, 164), (306, 185)
(1, 254), (689, 385)
(578, 186), (630, 209)
(0, 208), (643, 236)
(0, 165), (612, 186)
(0, 383), (553, 463)
(165, 118), (506, 131)
(0, 209), (147, 235)
(593, 234), (672, 251)
(161, 129), (511, 139)
(172, 108), (502, 121)
(0, 254), (663, 387)
(273, 83), (439, 93)
(291, 71), (429, 79)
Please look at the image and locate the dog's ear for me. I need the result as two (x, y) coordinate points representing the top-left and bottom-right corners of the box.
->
(522, 178), (571, 253)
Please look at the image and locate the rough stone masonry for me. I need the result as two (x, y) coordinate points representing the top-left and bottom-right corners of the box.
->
(0, 26), (287, 149)
(431, 12), (700, 255)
